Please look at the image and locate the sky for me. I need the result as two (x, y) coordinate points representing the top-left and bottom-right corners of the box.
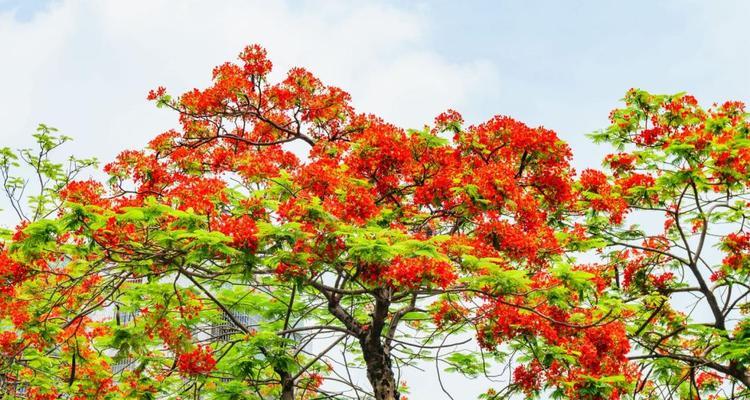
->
(1, 0), (749, 397)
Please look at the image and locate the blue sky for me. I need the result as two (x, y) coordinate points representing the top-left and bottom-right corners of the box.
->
(1, 1), (749, 396)
(417, 0), (750, 167)
(0, 0), (57, 21)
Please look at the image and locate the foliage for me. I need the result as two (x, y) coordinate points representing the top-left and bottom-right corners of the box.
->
(584, 89), (750, 399)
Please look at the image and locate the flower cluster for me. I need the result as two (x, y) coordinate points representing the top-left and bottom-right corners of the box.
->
(216, 214), (259, 251)
(176, 345), (217, 376)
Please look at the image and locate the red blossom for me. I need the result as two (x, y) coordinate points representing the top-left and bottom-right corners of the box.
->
(176, 345), (216, 376)
(146, 86), (166, 101)
(216, 214), (259, 251)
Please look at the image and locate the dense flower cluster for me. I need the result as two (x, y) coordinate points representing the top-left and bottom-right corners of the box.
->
(477, 301), (632, 395)
(721, 232), (750, 271)
(359, 256), (457, 290)
(580, 169), (628, 224)
(176, 345), (217, 376)
(216, 214), (259, 251)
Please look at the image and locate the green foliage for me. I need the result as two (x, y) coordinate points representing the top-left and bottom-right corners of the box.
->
(0, 124), (97, 222)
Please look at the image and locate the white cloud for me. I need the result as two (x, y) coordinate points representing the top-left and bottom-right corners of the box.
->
(0, 0), (497, 159)
(358, 51), (497, 127)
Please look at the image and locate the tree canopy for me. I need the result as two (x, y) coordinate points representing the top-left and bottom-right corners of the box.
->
(0, 46), (748, 400)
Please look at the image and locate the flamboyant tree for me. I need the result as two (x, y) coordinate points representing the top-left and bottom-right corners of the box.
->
(0, 45), (632, 400)
(583, 89), (750, 399)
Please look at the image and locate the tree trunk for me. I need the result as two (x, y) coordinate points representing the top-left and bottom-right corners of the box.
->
(360, 290), (399, 400)
(360, 332), (399, 400)
(278, 369), (295, 400)
(322, 283), (400, 400)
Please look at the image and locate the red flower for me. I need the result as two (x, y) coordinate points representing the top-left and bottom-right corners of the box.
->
(216, 214), (259, 251)
(146, 86), (166, 101)
(604, 153), (637, 173)
(384, 256), (457, 290)
(176, 345), (216, 376)
(60, 180), (109, 207)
